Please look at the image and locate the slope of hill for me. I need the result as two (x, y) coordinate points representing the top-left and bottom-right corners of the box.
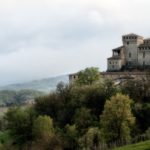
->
(0, 75), (69, 92)
(0, 89), (45, 106)
(113, 140), (150, 150)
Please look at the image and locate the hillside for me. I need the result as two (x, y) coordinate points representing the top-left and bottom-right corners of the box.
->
(0, 75), (68, 92)
(113, 140), (150, 150)
(0, 89), (45, 106)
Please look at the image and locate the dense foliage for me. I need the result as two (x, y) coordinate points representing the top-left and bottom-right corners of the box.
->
(0, 67), (150, 150)
(75, 67), (100, 85)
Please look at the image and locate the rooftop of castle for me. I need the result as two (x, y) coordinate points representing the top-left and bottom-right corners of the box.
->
(122, 33), (143, 38)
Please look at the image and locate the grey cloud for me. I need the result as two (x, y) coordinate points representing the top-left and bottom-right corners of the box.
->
(0, 0), (150, 85)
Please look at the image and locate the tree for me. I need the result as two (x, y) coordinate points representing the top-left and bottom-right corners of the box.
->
(78, 127), (103, 150)
(32, 115), (54, 140)
(133, 103), (150, 132)
(64, 124), (78, 149)
(73, 107), (94, 132)
(32, 115), (56, 150)
(75, 67), (100, 85)
(4, 107), (37, 150)
(100, 93), (135, 142)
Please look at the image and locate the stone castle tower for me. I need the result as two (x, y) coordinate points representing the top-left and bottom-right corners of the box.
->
(107, 33), (150, 71)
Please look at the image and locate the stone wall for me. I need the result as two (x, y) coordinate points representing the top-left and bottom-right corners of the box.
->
(107, 59), (122, 71)
(138, 50), (150, 66)
(101, 71), (149, 81)
(69, 71), (150, 83)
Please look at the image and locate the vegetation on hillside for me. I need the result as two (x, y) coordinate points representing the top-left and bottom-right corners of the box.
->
(113, 140), (150, 150)
(0, 89), (45, 106)
(0, 67), (150, 150)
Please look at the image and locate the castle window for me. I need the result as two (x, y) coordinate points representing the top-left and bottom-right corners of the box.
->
(127, 41), (129, 45)
(109, 61), (111, 64)
(143, 52), (145, 58)
(129, 53), (131, 58)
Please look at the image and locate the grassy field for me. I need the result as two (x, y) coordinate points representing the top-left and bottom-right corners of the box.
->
(113, 140), (150, 150)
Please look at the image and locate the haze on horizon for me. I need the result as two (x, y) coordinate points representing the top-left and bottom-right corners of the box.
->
(0, 0), (150, 86)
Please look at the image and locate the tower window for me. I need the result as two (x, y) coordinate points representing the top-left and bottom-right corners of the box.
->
(143, 52), (145, 58)
(129, 53), (131, 58)
(127, 41), (129, 45)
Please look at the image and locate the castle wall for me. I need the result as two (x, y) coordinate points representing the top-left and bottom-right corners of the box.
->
(107, 59), (122, 71)
(69, 73), (78, 83)
(138, 50), (150, 66)
(101, 71), (148, 81)
(69, 71), (150, 83)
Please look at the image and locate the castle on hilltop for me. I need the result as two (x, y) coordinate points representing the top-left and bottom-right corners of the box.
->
(107, 33), (150, 71)
(69, 33), (150, 83)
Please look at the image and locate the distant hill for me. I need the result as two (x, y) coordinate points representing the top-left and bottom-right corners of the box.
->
(0, 75), (69, 92)
(0, 89), (45, 106)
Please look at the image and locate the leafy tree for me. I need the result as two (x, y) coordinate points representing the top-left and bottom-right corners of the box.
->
(102, 79), (118, 99)
(64, 124), (79, 149)
(145, 127), (150, 140)
(75, 67), (100, 85)
(32, 115), (64, 150)
(73, 107), (94, 132)
(4, 107), (37, 149)
(100, 93), (135, 142)
(79, 127), (103, 150)
(32, 115), (54, 140)
(35, 93), (61, 122)
(133, 103), (150, 132)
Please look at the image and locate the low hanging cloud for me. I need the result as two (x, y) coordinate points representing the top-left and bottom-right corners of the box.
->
(0, 0), (150, 85)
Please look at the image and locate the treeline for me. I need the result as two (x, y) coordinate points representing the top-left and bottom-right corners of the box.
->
(0, 67), (150, 150)
(0, 89), (45, 106)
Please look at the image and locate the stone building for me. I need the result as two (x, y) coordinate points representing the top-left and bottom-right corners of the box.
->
(69, 33), (150, 83)
(107, 33), (150, 71)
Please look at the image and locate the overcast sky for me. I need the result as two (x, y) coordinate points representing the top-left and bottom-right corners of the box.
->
(0, 0), (150, 85)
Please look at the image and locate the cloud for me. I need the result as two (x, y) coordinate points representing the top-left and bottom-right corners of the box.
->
(0, 0), (149, 85)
